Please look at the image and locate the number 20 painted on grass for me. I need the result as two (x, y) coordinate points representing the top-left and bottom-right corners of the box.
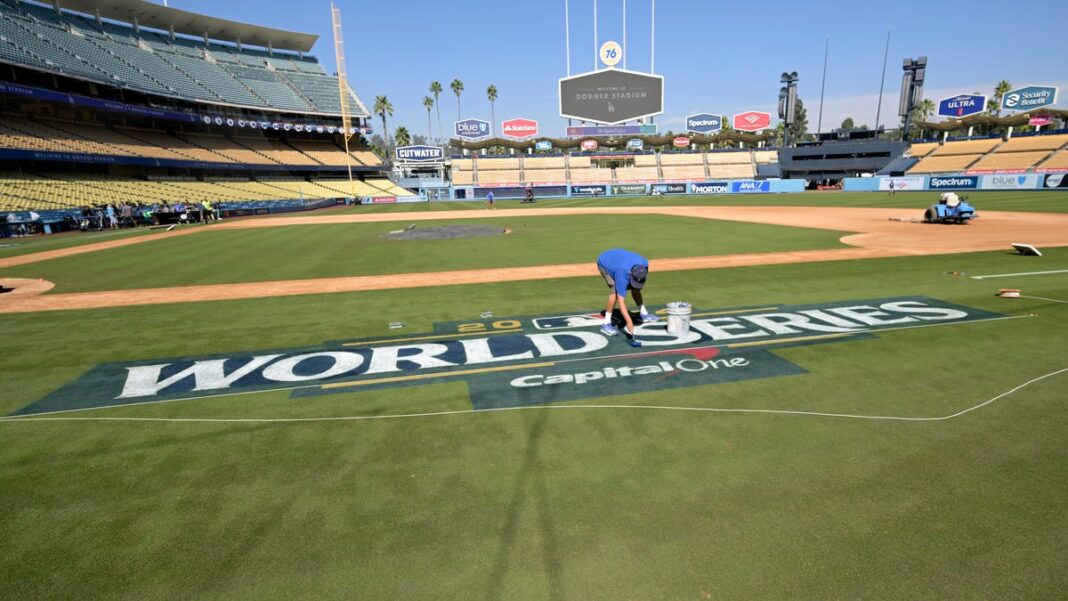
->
(457, 320), (522, 333)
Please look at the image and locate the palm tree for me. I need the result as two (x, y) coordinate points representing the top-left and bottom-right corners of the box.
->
(486, 84), (498, 138)
(429, 81), (443, 142)
(394, 126), (411, 148)
(373, 94), (393, 155)
(422, 96), (434, 141)
(450, 78), (464, 121)
(914, 98), (935, 139)
(990, 80), (1012, 117)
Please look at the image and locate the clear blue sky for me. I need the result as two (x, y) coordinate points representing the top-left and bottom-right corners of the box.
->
(158, 0), (1066, 137)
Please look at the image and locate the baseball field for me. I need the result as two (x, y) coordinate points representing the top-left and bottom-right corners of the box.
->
(2, 190), (1066, 600)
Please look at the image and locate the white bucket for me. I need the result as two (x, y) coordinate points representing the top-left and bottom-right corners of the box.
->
(665, 302), (693, 335)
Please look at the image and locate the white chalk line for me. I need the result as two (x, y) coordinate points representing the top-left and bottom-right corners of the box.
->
(0, 313), (1035, 422)
(971, 268), (1068, 280)
(1021, 295), (1068, 304)
(1, 367), (1062, 425)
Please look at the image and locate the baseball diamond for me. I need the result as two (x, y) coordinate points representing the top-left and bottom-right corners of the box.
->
(1, 1), (1067, 600)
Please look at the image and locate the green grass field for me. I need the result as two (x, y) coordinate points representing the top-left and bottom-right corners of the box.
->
(2, 192), (1066, 600)
(2, 215), (847, 293)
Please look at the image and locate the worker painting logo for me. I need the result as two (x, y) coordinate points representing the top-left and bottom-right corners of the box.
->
(16, 297), (1001, 416)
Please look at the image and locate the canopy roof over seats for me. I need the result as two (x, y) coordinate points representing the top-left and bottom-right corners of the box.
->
(50, 0), (318, 52)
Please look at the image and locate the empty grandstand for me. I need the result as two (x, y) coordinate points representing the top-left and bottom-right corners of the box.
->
(908, 133), (1068, 174)
(0, 0), (413, 219)
(445, 149), (769, 187)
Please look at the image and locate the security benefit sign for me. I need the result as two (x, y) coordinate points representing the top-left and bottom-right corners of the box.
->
(559, 68), (664, 124)
(17, 297), (1001, 416)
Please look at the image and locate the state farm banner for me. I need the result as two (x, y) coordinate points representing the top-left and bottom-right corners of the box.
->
(502, 118), (538, 138)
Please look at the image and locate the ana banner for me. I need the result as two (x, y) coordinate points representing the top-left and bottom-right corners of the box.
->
(731, 180), (771, 193)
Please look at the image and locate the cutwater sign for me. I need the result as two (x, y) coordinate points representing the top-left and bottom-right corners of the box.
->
(395, 145), (443, 161)
(454, 118), (490, 141)
(1001, 86), (1058, 111)
(686, 113), (723, 134)
(929, 175), (978, 189)
(17, 297), (1000, 415)
(731, 180), (771, 193)
(938, 94), (986, 118)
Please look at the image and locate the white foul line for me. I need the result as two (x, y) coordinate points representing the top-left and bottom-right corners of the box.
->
(0, 368), (1062, 425)
(1022, 295), (1068, 304)
(970, 269), (1068, 280)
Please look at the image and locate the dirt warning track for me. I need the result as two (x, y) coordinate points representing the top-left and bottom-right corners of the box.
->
(2, 206), (1067, 314)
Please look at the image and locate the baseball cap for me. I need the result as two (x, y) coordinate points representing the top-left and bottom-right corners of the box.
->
(629, 264), (648, 289)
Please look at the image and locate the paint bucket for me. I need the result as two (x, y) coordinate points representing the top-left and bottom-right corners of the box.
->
(665, 302), (693, 335)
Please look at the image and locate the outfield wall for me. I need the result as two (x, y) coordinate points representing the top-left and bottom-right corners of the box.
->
(843, 173), (1068, 192)
(451, 179), (805, 200)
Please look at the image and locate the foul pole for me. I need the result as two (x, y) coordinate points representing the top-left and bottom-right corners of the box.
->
(875, 27), (891, 132)
(332, 3), (355, 196)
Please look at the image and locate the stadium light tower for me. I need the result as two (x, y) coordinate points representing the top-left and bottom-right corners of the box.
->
(898, 56), (927, 140)
(779, 71), (799, 147)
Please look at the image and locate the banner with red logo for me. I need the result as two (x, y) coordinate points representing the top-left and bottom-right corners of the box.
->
(672, 136), (691, 147)
(1028, 114), (1053, 127)
(502, 118), (538, 138)
(733, 111), (772, 132)
(581, 139), (599, 151)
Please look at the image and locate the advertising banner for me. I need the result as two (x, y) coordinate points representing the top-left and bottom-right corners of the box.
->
(626, 138), (645, 150)
(686, 113), (723, 134)
(395, 145), (444, 161)
(937, 94), (986, 118)
(370, 197), (397, 204)
(571, 184), (607, 196)
(652, 183), (687, 194)
(1001, 86), (1058, 111)
(1043, 173), (1068, 188)
(502, 118), (538, 138)
(690, 182), (730, 194)
(981, 174), (1039, 189)
(559, 69), (664, 124)
(928, 175), (979, 189)
(612, 184), (648, 195)
(454, 118), (491, 141)
(534, 140), (553, 151)
(580, 139), (599, 151)
(731, 180), (772, 193)
(732, 111), (772, 132)
(566, 124), (658, 137)
(1028, 114), (1053, 126)
(672, 136), (691, 147)
(879, 176), (925, 191)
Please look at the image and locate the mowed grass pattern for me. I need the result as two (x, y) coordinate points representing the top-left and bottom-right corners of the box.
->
(4, 214), (849, 293)
(1, 247), (1066, 600)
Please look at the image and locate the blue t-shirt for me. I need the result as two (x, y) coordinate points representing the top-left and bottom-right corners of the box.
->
(486, 192), (494, 200)
(597, 248), (648, 295)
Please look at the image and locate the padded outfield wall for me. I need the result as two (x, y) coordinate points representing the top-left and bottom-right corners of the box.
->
(843, 173), (1067, 192)
(451, 179), (805, 200)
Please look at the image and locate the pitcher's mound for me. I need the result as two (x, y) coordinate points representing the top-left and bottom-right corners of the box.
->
(383, 225), (510, 240)
(0, 278), (55, 297)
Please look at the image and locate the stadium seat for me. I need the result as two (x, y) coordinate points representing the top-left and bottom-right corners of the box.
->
(908, 154), (982, 173)
(935, 138), (1000, 156)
